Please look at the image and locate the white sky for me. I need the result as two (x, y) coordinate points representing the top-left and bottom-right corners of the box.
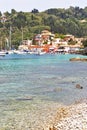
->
(0, 0), (87, 13)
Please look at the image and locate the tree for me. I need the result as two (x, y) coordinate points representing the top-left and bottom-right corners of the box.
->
(0, 11), (2, 17)
(31, 9), (39, 14)
(12, 12), (27, 28)
(82, 39), (87, 47)
(4, 11), (11, 17)
(11, 9), (17, 15)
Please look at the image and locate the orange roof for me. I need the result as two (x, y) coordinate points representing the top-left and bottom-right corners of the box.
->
(28, 44), (51, 52)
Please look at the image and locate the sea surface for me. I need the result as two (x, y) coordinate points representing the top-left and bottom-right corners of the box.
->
(0, 53), (87, 128)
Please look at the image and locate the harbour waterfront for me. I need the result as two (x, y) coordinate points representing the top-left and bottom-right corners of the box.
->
(0, 53), (87, 129)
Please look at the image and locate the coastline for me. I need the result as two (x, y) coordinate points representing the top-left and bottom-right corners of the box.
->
(0, 100), (63, 130)
(1, 99), (87, 130)
(49, 99), (87, 130)
(0, 53), (87, 130)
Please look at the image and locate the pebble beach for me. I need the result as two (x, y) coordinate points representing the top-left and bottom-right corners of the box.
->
(0, 99), (87, 130)
(50, 99), (87, 130)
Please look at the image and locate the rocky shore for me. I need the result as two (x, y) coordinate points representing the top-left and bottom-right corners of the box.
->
(50, 99), (87, 130)
(1, 99), (87, 130)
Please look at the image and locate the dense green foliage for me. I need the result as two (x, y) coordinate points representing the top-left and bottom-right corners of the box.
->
(0, 7), (87, 49)
(82, 39), (87, 47)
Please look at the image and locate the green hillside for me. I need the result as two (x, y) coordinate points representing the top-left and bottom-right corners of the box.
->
(0, 7), (87, 48)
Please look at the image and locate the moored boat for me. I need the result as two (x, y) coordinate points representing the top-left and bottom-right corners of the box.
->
(0, 51), (6, 56)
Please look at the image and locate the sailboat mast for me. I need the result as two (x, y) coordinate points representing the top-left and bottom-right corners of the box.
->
(21, 27), (23, 44)
(9, 26), (11, 50)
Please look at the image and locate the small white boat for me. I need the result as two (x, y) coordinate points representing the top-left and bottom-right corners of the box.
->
(28, 51), (46, 55)
(0, 51), (6, 56)
(37, 51), (46, 55)
(13, 50), (27, 54)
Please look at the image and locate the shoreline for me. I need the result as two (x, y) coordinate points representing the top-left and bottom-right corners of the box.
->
(1, 99), (87, 130)
(0, 100), (63, 130)
(49, 99), (87, 130)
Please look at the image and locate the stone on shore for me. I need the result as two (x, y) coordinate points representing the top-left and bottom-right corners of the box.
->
(52, 101), (87, 130)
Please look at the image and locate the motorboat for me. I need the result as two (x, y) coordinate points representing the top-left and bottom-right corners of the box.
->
(0, 51), (6, 56)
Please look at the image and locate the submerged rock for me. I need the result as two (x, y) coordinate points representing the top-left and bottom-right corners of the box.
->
(16, 96), (33, 101)
(75, 84), (83, 89)
(70, 57), (87, 61)
(53, 88), (62, 92)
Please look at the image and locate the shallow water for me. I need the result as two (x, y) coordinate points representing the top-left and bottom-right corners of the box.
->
(0, 53), (87, 128)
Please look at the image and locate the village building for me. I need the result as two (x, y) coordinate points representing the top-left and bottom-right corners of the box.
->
(41, 30), (55, 45)
(17, 30), (84, 53)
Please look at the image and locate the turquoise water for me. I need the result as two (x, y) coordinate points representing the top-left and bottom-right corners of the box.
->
(0, 53), (87, 127)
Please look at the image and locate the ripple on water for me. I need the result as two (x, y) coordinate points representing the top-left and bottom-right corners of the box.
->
(0, 54), (87, 129)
